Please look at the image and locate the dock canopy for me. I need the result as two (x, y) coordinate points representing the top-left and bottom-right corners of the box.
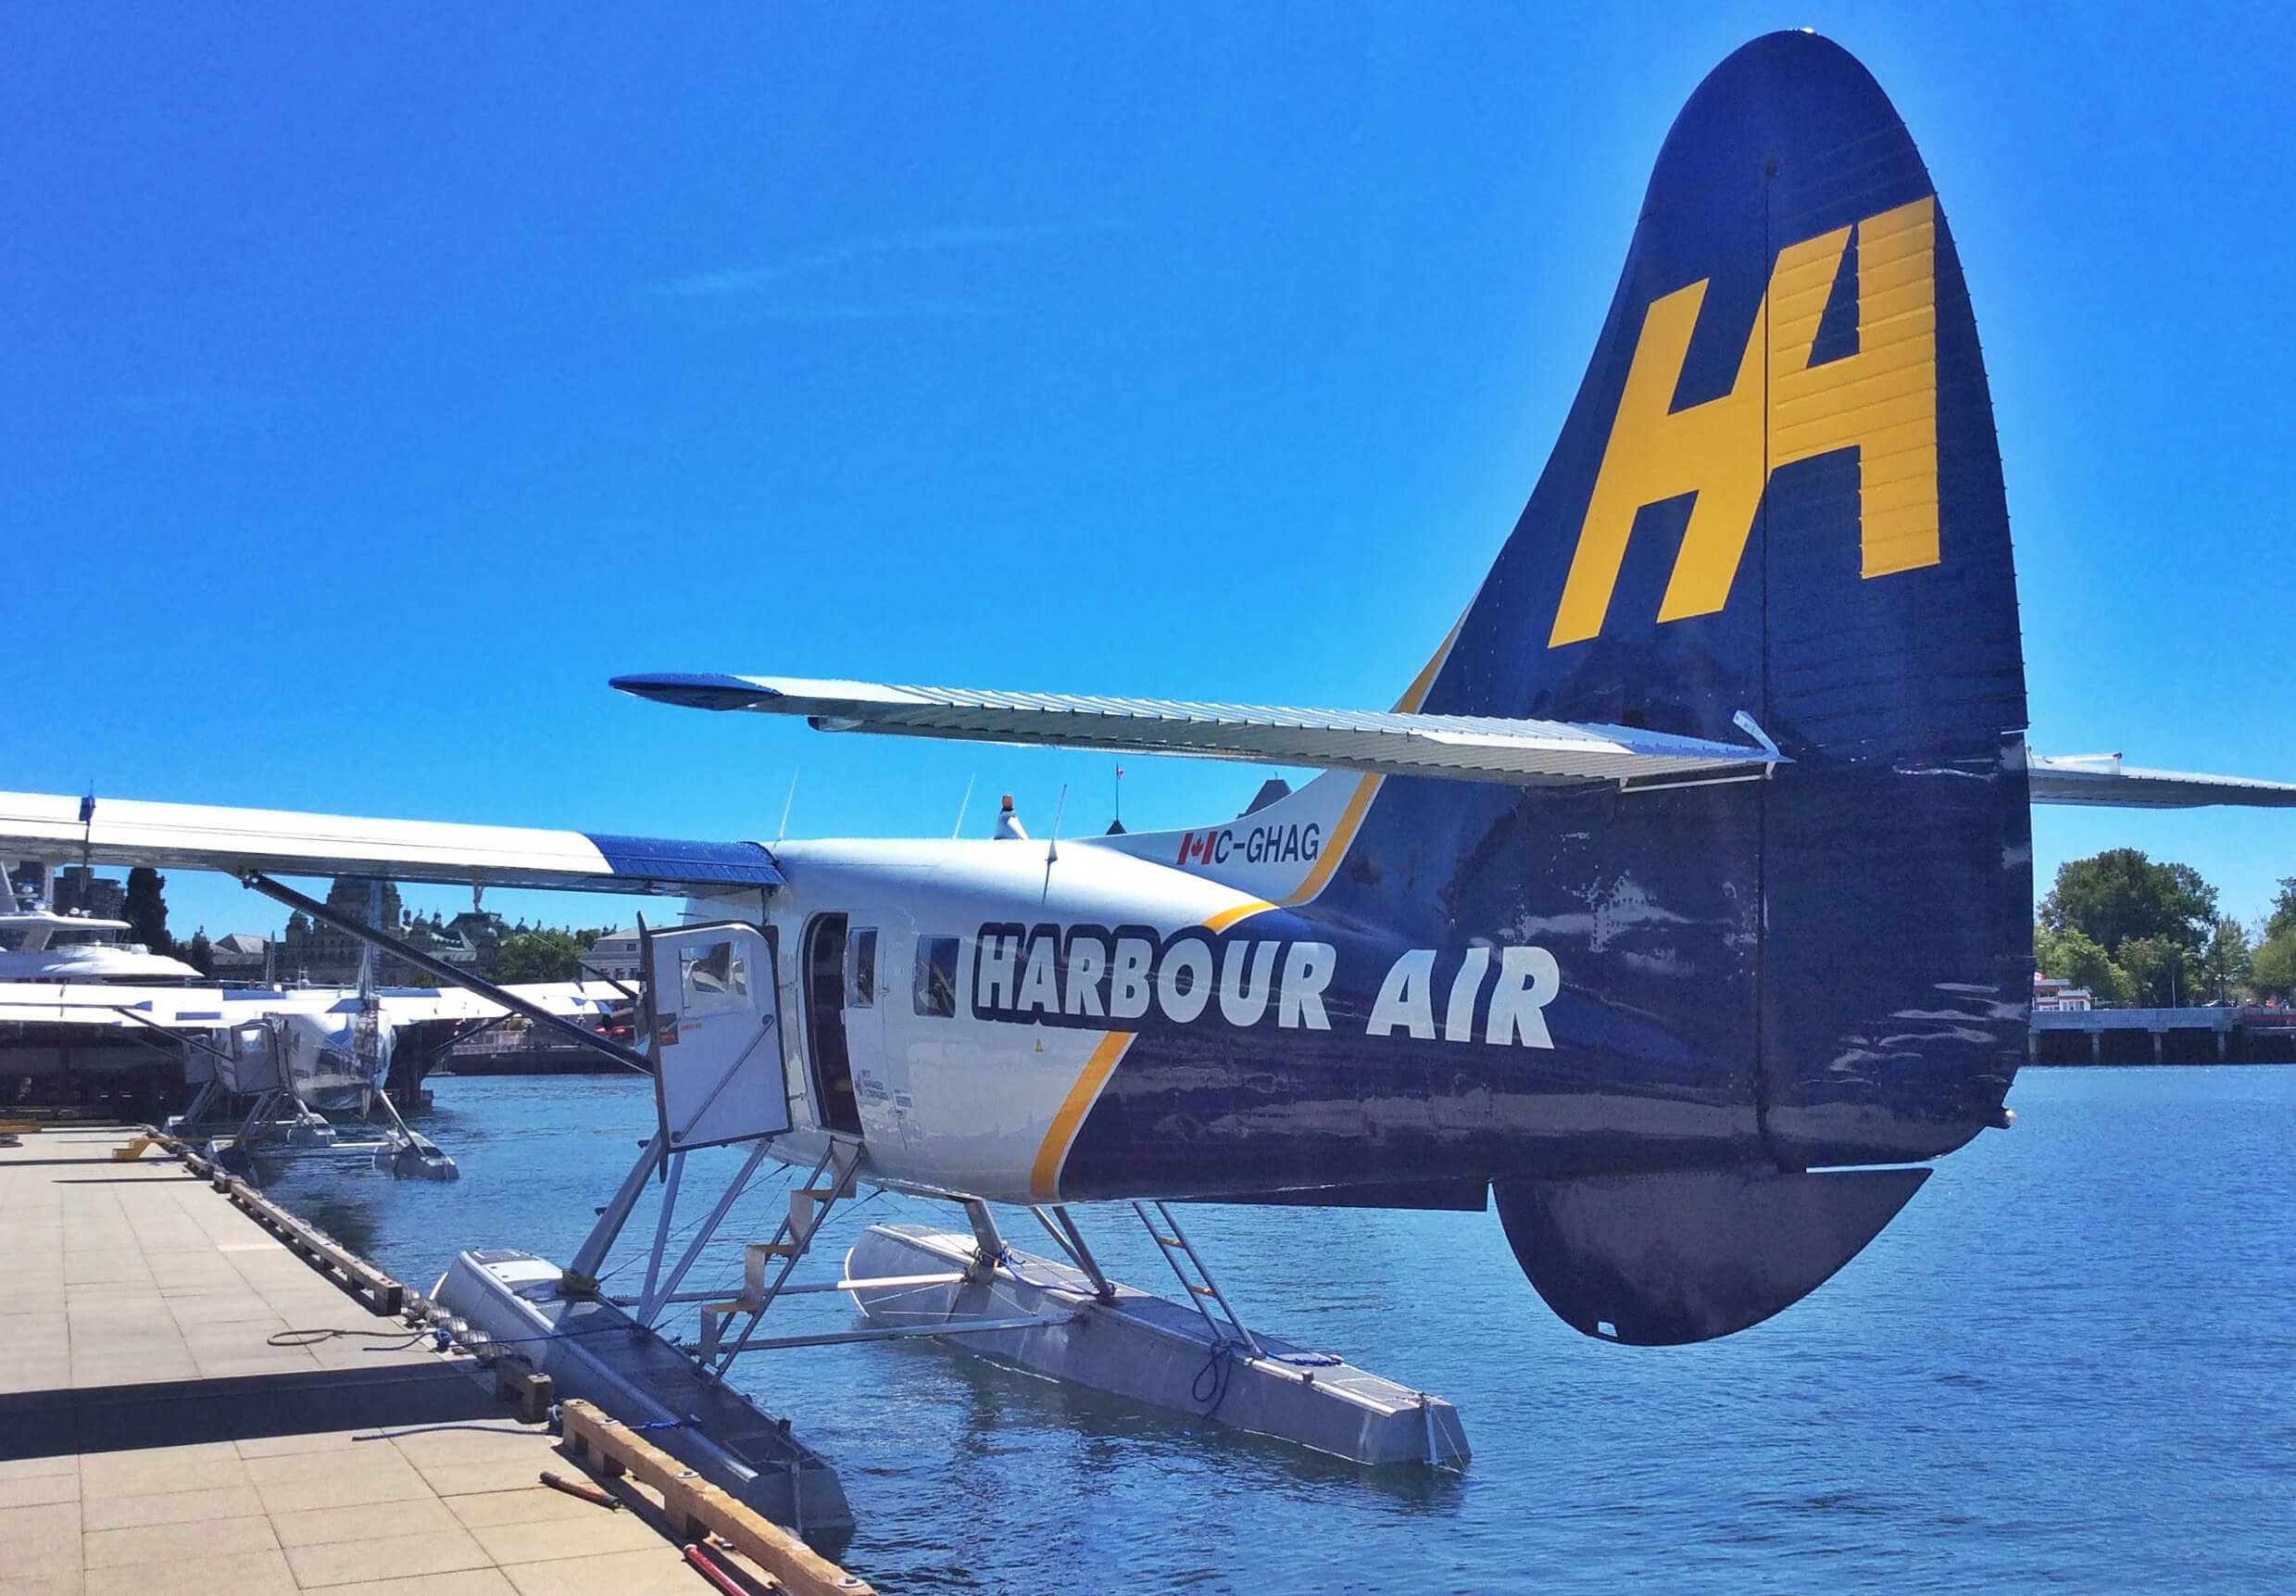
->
(0, 791), (783, 896)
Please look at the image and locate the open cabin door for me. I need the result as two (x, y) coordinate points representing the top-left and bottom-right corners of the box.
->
(643, 921), (789, 1150)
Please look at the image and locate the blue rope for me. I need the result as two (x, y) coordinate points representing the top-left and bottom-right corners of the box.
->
(1192, 1338), (1238, 1414)
(991, 1244), (1073, 1294)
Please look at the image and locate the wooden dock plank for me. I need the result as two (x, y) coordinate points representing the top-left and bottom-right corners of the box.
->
(0, 1125), (873, 1594)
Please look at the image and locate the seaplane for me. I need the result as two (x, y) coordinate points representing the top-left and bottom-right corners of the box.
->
(5, 29), (2290, 1527)
(0, 855), (625, 1175)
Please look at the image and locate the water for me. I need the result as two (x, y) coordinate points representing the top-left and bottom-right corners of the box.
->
(262, 1068), (2296, 1592)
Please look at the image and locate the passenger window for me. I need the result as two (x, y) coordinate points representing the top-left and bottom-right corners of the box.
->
(847, 927), (878, 1007)
(913, 936), (959, 1018)
(679, 939), (747, 1012)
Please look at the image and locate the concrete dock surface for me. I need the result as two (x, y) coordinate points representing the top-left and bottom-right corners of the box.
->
(0, 1125), (796, 1596)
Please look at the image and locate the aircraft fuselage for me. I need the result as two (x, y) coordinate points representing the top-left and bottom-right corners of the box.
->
(696, 775), (1762, 1209)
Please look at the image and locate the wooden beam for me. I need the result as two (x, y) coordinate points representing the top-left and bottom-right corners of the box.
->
(559, 1400), (872, 1596)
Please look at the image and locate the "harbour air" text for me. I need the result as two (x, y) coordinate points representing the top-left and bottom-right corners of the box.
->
(969, 924), (1560, 1047)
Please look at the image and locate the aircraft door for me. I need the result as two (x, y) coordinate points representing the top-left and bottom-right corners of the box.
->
(802, 915), (865, 1137)
(842, 924), (890, 1132)
(644, 922), (788, 1150)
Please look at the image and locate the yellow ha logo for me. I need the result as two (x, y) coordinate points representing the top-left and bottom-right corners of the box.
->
(1549, 195), (1940, 648)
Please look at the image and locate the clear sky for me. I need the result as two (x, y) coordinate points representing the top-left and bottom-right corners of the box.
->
(6, 3), (2291, 944)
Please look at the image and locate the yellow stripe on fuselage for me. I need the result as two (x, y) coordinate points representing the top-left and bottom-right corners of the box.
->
(1135, 614), (1469, 1170)
(1392, 615), (1462, 715)
(1283, 773), (1379, 905)
(1203, 898), (1276, 933)
(1029, 1030), (1135, 1200)
(1198, 612), (1462, 928)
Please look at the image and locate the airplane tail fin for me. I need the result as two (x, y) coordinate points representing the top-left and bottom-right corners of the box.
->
(1330, 32), (2030, 1339)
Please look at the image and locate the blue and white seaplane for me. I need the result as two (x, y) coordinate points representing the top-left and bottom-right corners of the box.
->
(5, 30), (2290, 1534)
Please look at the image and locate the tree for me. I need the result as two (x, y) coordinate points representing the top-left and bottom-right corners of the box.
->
(122, 866), (175, 957)
(496, 928), (583, 983)
(2195, 917), (2252, 1001)
(2268, 879), (2296, 943)
(2254, 931), (2296, 1000)
(2036, 924), (2133, 1005)
(184, 928), (215, 977)
(2115, 935), (2193, 1008)
(2039, 848), (2218, 958)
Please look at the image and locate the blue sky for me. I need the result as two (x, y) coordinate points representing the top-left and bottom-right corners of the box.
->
(6, 4), (2291, 942)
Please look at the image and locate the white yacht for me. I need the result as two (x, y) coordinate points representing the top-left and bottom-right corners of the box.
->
(0, 866), (205, 985)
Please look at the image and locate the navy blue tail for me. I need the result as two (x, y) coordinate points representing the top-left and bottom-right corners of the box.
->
(1331, 31), (2030, 1172)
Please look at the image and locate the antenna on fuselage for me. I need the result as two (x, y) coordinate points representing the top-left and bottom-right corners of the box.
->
(777, 768), (799, 845)
(951, 774), (975, 840)
(1042, 785), (1067, 902)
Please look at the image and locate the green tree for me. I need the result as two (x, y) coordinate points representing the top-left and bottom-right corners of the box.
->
(2253, 931), (2296, 999)
(184, 927), (215, 978)
(2194, 917), (2252, 1001)
(2115, 935), (2192, 1007)
(496, 927), (583, 983)
(2039, 848), (2217, 958)
(2267, 879), (2296, 942)
(122, 866), (175, 957)
(2036, 924), (2134, 1005)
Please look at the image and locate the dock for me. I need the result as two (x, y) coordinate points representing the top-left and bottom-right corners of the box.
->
(2029, 1004), (2296, 1065)
(0, 1123), (870, 1596)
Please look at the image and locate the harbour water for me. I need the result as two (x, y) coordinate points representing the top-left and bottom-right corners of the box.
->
(262, 1067), (2296, 1593)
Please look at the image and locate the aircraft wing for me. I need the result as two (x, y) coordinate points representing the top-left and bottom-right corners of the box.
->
(2028, 757), (2296, 809)
(610, 673), (1784, 786)
(372, 981), (629, 1024)
(0, 982), (626, 1031)
(0, 791), (782, 895)
(0, 997), (226, 1030)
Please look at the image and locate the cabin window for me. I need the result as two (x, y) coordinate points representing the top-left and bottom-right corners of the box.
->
(678, 938), (747, 1012)
(847, 927), (878, 1007)
(913, 936), (960, 1018)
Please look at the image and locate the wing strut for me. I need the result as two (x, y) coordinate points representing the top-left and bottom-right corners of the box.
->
(238, 873), (651, 1074)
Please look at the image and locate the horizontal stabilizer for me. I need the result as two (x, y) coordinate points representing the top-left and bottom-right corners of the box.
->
(611, 673), (1782, 787)
(1494, 1167), (1929, 1345)
(2028, 755), (2296, 809)
(0, 791), (782, 896)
